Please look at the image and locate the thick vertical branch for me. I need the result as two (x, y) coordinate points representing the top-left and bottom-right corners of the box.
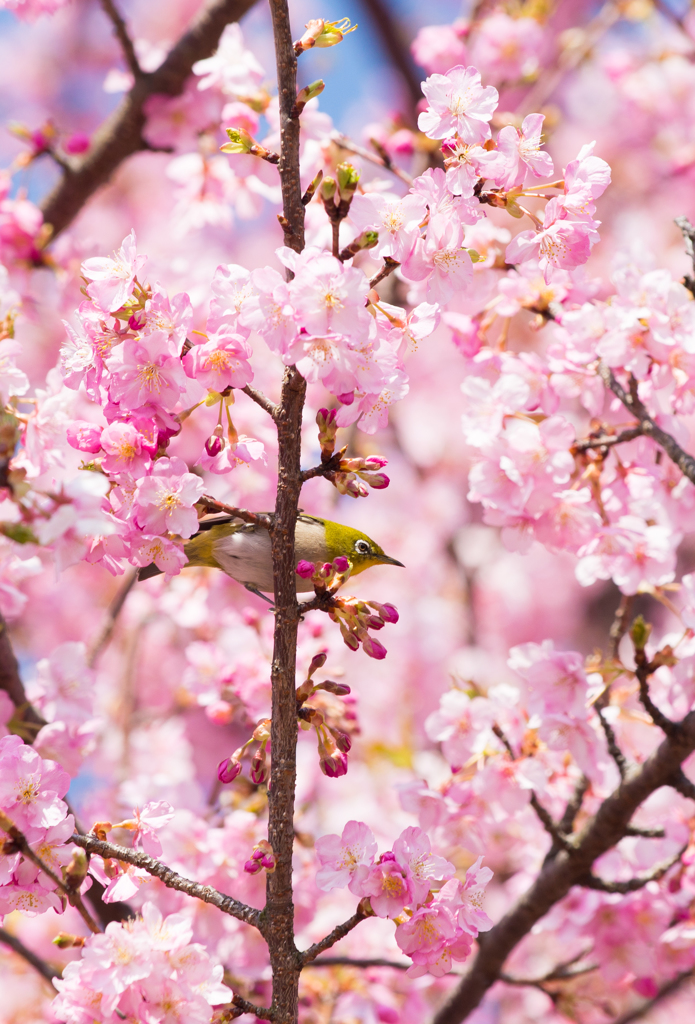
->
(265, 2), (306, 1022)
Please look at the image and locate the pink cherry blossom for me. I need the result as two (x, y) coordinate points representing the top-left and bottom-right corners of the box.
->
(418, 65), (498, 143)
(315, 820), (377, 894)
(133, 457), (205, 538)
(183, 326), (253, 391)
(81, 230), (146, 313)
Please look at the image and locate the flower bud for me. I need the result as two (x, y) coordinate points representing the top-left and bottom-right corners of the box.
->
(64, 132), (90, 154)
(365, 472), (389, 490)
(64, 849), (89, 890)
(333, 729), (352, 753)
(368, 601), (399, 624)
(631, 615), (651, 651)
(295, 17), (356, 53)
(252, 719), (271, 743)
(205, 434), (224, 457)
(296, 560), (317, 579)
(218, 755), (242, 784)
(221, 126), (255, 155)
(53, 933), (86, 949)
(308, 650), (328, 676)
(336, 162), (360, 202)
(362, 635), (387, 660)
(320, 177), (336, 202)
(66, 421), (103, 455)
(250, 748), (268, 785)
(331, 556), (348, 574)
(293, 80), (325, 117)
(316, 680), (351, 696)
(244, 858), (262, 874)
(320, 750), (349, 778)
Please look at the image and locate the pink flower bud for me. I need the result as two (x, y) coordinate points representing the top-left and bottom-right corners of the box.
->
(316, 680), (351, 696)
(251, 847), (265, 860)
(342, 631), (360, 652)
(296, 560), (316, 579)
(376, 1006), (399, 1024)
(308, 651), (328, 675)
(363, 455), (388, 470)
(320, 750), (349, 778)
(334, 730), (352, 753)
(217, 756), (242, 784)
(337, 391), (354, 405)
(367, 473), (389, 490)
(64, 132), (90, 154)
(128, 309), (147, 331)
(362, 636), (387, 660)
(368, 601), (399, 624)
(261, 854), (276, 871)
(251, 750), (267, 785)
(244, 858), (262, 874)
(633, 978), (659, 999)
(66, 421), (103, 454)
(332, 555), (349, 573)
(380, 850), (396, 862)
(366, 615), (385, 630)
(205, 434), (224, 457)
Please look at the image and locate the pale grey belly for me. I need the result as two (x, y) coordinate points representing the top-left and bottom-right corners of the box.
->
(211, 529), (315, 593)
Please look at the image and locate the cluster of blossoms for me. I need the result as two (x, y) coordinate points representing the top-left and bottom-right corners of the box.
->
(52, 902), (231, 1023)
(0, 734), (74, 917)
(316, 821), (492, 977)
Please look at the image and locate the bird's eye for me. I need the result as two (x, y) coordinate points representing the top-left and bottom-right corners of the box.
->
(355, 539), (371, 555)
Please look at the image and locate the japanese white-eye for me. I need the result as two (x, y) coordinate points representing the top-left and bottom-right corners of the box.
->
(138, 513), (404, 594)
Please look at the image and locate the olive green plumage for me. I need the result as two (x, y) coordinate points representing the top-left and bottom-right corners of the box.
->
(139, 513), (404, 594)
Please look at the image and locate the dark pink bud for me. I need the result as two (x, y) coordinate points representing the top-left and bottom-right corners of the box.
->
(343, 632), (360, 652)
(367, 473), (389, 490)
(244, 858), (262, 874)
(66, 421), (103, 454)
(316, 680), (351, 696)
(320, 751), (348, 778)
(633, 978), (658, 999)
(205, 434), (223, 457)
(369, 601), (399, 624)
(376, 1006), (399, 1024)
(332, 556), (349, 573)
(250, 751), (267, 785)
(30, 130), (49, 151)
(337, 391), (354, 405)
(363, 456), (388, 469)
(308, 651), (328, 675)
(380, 851), (396, 862)
(334, 730), (351, 753)
(217, 757), (242, 784)
(128, 309), (147, 331)
(261, 854), (276, 870)
(64, 132), (90, 154)
(251, 848), (265, 860)
(366, 615), (385, 630)
(362, 636), (387, 660)
(296, 560), (316, 579)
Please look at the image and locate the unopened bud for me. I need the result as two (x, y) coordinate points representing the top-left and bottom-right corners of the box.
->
(294, 17), (357, 53)
(244, 857), (262, 874)
(221, 126), (255, 154)
(308, 651), (328, 676)
(53, 932), (85, 949)
(320, 177), (336, 202)
(336, 162), (360, 202)
(250, 748), (268, 785)
(367, 601), (399, 624)
(320, 749), (349, 778)
(315, 680), (351, 696)
(332, 556), (349, 574)
(631, 615), (652, 651)
(293, 80), (325, 118)
(205, 434), (224, 457)
(296, 560), (317, 579)
(333, 729), (352, 753)
(63, 849), (89, 891)
(252, 719), (271, 743)
(217, 755), (242, 784)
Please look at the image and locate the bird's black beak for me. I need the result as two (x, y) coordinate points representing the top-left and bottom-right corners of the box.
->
(380, 555), (405, 567)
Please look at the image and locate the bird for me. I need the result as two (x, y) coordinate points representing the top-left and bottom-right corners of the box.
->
(138, 513), (404, 598)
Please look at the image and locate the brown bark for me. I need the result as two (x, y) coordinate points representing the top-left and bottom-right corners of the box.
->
(263, 2), (306, 1021)
(40, 0), (260, 238)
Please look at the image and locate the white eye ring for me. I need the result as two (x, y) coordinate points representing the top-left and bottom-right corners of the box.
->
(355, 539), (370, 555)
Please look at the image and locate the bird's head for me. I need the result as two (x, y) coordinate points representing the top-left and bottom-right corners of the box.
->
(322, 519), (404, 576)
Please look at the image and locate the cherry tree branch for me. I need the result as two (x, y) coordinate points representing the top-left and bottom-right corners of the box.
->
(369, 257), (401, 290)
(40, 0), (260, 238)
(572, 426), (644, 453)
(0, 926), (61, 985)
(670, 769), (695, 800)
(196, 495), (273, 529)
(87, 568), (138, 668)
(300, 907), (368, 966)
(599, 364), (695, 486)
(308, 956), (409, 970)
(99, 0), (141, 80)
(330, 132), (414, 187)
(69, 833), (262, 930)
(0, 611), (46, 736)
(579, 845), (685, 893)
(430, 706), (695, 1024)
(264, 3), (308, 1021)
(242, 385), (279, 420)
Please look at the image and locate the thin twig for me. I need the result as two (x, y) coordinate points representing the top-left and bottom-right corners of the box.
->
(579, 846), (686, 893)
(675, 216), (695, 296)
(87, 568), (138, 668)
(0, 813), (100, 934)
(559, 776), (590, 835)
(196, 495), (273, 529)
(241, 384), (279, 420)
(308, 956), (409, 969)
(0, 926), (61, 985)
(100, 0), (141, 79)
(301, 908), (368, 966)
(230, 994), (275, 1019)
(597, 708), (629, 780)
(330, 132), (413, 187)
(599, 364), (695, 487)
(572, 426), (644, 453)
(634, 652), (678, 737)
(69, 833), (262, 931)
(369, 257), (401, 290)
(609, 594), (634, 662)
